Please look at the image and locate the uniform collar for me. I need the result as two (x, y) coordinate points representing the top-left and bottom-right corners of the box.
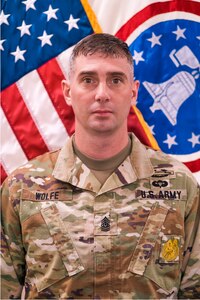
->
(52, 133), (154, 194)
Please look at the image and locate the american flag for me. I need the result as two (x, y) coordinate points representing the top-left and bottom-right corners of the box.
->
(1, 0), (159, 184)
(1, 0), (199, 184)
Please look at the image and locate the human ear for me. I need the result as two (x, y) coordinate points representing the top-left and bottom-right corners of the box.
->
(131, 80), (140, 105)
(61, 79), (72, 106)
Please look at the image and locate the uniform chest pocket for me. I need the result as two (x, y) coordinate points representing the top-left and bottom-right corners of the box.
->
(128, 203), (182, 294)
(23, 203), (84, 292)
(128, 204), (168, 275)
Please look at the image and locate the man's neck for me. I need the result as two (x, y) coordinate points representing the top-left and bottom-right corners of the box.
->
(74, 128), (129, 159)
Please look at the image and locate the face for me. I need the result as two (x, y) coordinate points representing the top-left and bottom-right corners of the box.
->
(62, 53), (139, 136)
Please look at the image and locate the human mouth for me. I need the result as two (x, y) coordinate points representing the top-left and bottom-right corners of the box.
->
(92, 109), (112, 115)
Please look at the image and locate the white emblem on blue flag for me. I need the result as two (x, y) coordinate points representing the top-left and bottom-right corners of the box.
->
(129, 18), (200, 156)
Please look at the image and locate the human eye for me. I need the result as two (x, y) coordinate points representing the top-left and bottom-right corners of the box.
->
(112, 77), (123, 84)
(107, 73), (126, 87)
(79, 75), (98, 87)
(82, 77), (93, 84)
(108, 76), (125, 87)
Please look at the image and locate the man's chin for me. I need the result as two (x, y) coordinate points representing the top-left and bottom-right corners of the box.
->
(89, 124), (114, 134)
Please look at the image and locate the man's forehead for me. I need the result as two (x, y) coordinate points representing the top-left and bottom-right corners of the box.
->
(68, 53), (134, 81)
(74, 52), (129, 62)
(73, 54), (131, 72)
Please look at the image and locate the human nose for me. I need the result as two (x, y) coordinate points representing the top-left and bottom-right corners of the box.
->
(94, 82), (110, 102)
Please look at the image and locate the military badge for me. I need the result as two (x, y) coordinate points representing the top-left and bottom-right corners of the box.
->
(160, 236), (180, 263)
(101, 216), (110, 232)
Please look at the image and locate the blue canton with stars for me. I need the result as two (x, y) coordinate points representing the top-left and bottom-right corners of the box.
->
(1, 0), (94, 90)
(129, 19), (200, 155)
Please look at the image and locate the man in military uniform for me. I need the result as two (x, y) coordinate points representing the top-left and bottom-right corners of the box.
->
(1, 33), (200, 299)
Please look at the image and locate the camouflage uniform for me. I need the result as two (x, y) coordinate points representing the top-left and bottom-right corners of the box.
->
(1, 133), (200, 299)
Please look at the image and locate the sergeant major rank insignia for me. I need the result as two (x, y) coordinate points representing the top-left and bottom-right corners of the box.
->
(101, 216), (110, 232)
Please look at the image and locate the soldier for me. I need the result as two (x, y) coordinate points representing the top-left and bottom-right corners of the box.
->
(1, 33), (200, 299)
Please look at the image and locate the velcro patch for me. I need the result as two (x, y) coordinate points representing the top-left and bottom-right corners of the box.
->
(21, 189), (72, 201)
(135, 189), (186, 200)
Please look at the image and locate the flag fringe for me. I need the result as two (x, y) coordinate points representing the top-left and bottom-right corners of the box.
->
(80, 0), (102, 33)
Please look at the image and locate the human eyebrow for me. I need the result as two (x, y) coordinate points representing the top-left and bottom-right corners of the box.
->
(107, 72), (128, 79)
(78, 71), (97, 78)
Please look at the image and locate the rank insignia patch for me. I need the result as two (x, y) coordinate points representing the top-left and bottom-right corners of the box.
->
(101, 216), (110, 232)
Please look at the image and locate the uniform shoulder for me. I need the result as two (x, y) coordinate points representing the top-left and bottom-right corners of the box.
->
(2, 149), (61, 188)
(146, 146), (198, 185)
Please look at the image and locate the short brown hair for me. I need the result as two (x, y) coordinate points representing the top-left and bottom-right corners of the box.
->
(68, 33), (133, 78)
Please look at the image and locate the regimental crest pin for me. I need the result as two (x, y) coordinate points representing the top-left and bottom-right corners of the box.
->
(101, 216), (110, 232)
(161, 238), (179, 262)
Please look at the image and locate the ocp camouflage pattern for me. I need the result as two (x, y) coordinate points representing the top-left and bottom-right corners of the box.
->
(1, 134), (200, 299)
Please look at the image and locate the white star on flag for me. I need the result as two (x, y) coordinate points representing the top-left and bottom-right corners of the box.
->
(163, 134), (178, 149)
(0, 10), (10, 25)
(132, 50), (145, 65)
(11, 46), (27, 62)
(22, 0), (37, 11)
(188, 132), (200, 148)
(147, 32), (162, 48)
(64, 14), (80, 31)
(0, 39), (6, 51)
(44, 5), (59, 21)
(38, 30), (53, 47)
(172, 25), (186, 40)
(17, 21), (32, 37)
(149, 125), (155, 136)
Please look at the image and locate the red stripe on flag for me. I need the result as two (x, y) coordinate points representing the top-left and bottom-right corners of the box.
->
(1, 164), (7, 185)
(1, 84), (49, 159)
(128, 107), (153, 148)
(184, 158), (200, 173)
(115, 0), (200, 40)
(37, 58), (75, 136)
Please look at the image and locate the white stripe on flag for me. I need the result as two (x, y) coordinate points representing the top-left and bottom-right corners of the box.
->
(17, 70), (69, 151)
(56, 46), (74, 80)
(1, 107), (28, 174)
(89, 0), (169, 34)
